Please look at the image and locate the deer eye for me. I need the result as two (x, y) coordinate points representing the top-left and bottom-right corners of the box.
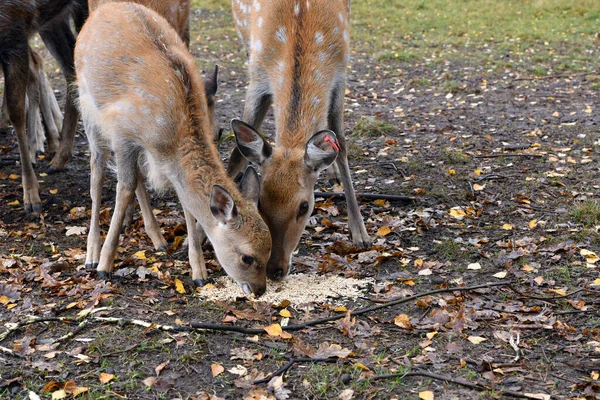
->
(298, 201), (310, 217)
(242, 255), (255, 265)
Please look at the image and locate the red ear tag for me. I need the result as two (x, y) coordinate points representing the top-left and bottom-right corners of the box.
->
(324, 134), (341, 153)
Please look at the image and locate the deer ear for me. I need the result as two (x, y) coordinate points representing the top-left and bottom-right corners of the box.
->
(210, 184), (238, 224)
(231, 119), (272, 165)
(239, 166), (261, 206)
(204, 65), (219, 99)
(304, 130), (339, 173)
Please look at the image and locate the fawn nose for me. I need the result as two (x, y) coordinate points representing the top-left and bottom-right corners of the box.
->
(255, 287), (266, 297)
(268, 268), (284, 281)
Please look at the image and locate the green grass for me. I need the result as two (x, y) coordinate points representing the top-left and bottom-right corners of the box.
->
(570, 200), (600, 227)
(352, 116), (395, 137)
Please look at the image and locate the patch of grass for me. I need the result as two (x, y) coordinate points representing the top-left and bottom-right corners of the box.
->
(570, 200), (600, 227)
(191, 0), (228, 11)
(531, 67), (548, 77)
(590, 83), (600, 90)
(435, 238), (461, 259)
(352, 116), (395, 137)
(442, 147), (469, 164)
(408, 77), (432, 88)
(442, 80), (461, 94)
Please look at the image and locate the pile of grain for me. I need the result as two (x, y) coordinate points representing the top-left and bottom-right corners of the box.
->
(195, 273), (374, 305)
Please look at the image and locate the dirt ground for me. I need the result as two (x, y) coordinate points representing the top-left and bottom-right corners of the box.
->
(1, 4), (600, 400)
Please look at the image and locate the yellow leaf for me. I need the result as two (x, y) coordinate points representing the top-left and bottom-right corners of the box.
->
(493, 271), (507, 279)
(8, 174), (18, 180)
(174, 278), (186, 294)
(591, 371), (599, 380)
(211, 363), (224, 378)
(419, 390), (434, 400)
(279, 309), (292, 318)
(446, 169), (456, 175)
(534, 276), (544, 285)
(334, 306), (347, 313)
(0, 296), (9, 305)
(414, 258), (423, 268)
(72, 387), (89, 397)
(426, 332), (438, 340)
(549, 289), (566, 296)
(49, 189), (58, 194)
(529, 219), (538, 229)
(376, 226), (391, 237)
(592, 279), (600, 286)
(473, 183), (485, 191)
(134, 250), (147, 260)
(6, 304), (17, 310)
(99, 373), (114, 384)
(467, 336), (487, 344)
(581, 249), (599, 264)
(502, 223), (513, 230)
(449, 209), (466, 219)
(52, 390), (67, 400)
(353, 362), (370, 371)
(8, 200), (19, 206)
(66, 302), (80, 309)
(264, 324), (282, 337)
(522, 264), (534, 272)
(373, 199), (386, 206)
(474, 169), (482, 176)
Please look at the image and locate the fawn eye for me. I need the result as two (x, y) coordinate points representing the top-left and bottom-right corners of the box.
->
(298, 201), (309, 217)
(242, 255), (255, 265)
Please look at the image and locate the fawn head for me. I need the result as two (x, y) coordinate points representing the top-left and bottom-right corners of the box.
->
(231, 119), (338, 280)
(207, 166), (271, 295)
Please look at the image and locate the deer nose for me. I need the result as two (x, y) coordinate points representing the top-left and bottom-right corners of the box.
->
(255, 287), (266, 297)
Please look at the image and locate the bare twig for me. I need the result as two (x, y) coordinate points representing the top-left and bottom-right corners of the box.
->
(0, 345), (23, 358)
(507, 285), (584, 302)
(473, 154), (543, 159)
(254, 357), (338, 384)
(369, 369), (545, 399)
(314, 191), (416, 203)
(475, 174), (509, 182)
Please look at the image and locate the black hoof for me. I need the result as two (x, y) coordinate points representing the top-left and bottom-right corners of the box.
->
(157, 245), (167, 252)
(25, 203), (42, 214)
(97, 271), (113, 280)
(49, 152), (56, 159)
(46, 166), (60, 174)
(193, 278), (213, 287)
(85, 262), (98, 270)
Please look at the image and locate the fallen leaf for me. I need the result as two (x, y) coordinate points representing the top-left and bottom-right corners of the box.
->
(419, 390), (434, 400)
(493, 271), (507, 278)
(467, 262), (481, 270)
(65, 226), (87, 236)
(394, 314), (413, 329)
(528, 219), (538, 229)
(338, 389), (354, 400)
(142, 377), (157, 387)
(211, 363), (224, 378)
(313, 343), (352, 359)
(8, 200), (19, 206)
(376, 226), (391, 237)
(334, 306), (347, 313)
(174, 279), (186, 294)
(502, 223), (513, 230)
(99, 373), (114, 384)
(264, 324), (283, 337)
(228, 365), (248, 376)
(279, 309), (292, 318)
(72, 387), (88, 397)
(467, 336), (487, 344)
(49, 189), (58, 194)
(51, 390), (67, 400)
(155, 360), (170, 376)
(134, 250), (147, 260)
(473, 183), (485, 191)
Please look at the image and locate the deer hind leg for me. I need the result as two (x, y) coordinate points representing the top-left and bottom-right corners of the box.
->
(25, 50), (44, 164)
(96, 147), (138, 278)
(0, 90), (10, 131)
(183, 207), (209, 286)
(2, 49), (41, 213)
(85, 129), (108, 270)
(39, 18), (78, 173)
(328, 82), (371, 246)
(32, 49), (61, 155)
(135, 177), (167, 250)
(227, 80), (272, 178)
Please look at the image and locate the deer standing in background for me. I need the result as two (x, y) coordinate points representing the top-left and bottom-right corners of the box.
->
(229, 0), (370, 280)
(88, 0), (191, 46)
(76, 2), (271, 296)
(0, 0), (85, 213)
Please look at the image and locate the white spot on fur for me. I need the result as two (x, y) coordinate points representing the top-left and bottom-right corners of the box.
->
(311, 96), (320, 105)
(257, 16), (263, 27)
(315, 31), (324, 45)
(251, 39), (263, 53)
(254, 1), (261, 11)
(333, 26), (339, 35)
(343, 30), (349, 42)
(306, 1), (310, 9)
(294, 2), (300, 15)
(276, 27), (287, 43)
(317, 52), (327, 63)
(339, 12), (344, 23)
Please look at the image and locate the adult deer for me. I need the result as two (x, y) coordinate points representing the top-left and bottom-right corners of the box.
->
(229, 0), (370, 280)
(76, 2), (271, 296)
(88, 0), (190, 46)
(0, 0), (85, 213)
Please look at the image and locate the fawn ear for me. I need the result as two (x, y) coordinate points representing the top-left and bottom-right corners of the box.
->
(210, 185), (238, 225)
(239, 166), (261, 206)
(231, 119), (272, 165)
(304, 130), (339, 173)
(204, 65), (219, 99)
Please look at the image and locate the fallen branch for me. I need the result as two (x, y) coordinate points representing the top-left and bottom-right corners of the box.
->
(507, 285), (584, 302)
(0, 282), (509, 339)
(253, 357), (338, 384)
(0, 345), (23, 358)
(472, 154), (543, 159)
(369, 369), (544, 399)
(314, 191), (416, 203)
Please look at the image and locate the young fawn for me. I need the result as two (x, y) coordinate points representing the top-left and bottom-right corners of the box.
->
(88, 0), (191, 46)
(0, 0), (85, 213)
(229, 0), (370, 280)
(75, 3), (271, 296)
